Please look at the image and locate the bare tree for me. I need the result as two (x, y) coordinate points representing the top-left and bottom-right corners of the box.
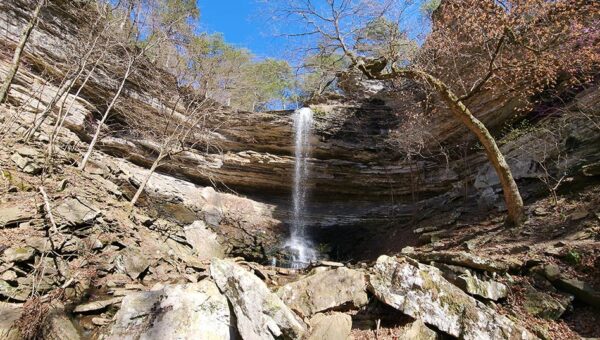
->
(128, 92), (214, 207)
(0, 0), (45, 103)
(23, 2), (117, 141)
(273, 0), (599, 226)
(79, 0), (199, 170)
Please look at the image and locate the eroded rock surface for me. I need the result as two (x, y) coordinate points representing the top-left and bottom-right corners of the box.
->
(210, 258), (306, 340)
(368, 255), (536, 339)
(306, 313), (352, 340)
(277, 267), (368, 317)
(108, 281), (237, 340)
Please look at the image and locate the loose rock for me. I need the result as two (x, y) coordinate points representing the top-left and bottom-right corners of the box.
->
(108, 280), (237, 340)
(277, 267), (368, 317)
(406, 250), (509, 273)
(0, 302), (21, 340)
(211, 258), (306, 340)
(396, 319), (437, 340)
(368, 256), (536, 340)
(55, 197), (99, 226)
(73, 296), (123, 313)
(114, 247), (150, 280)
(522, 285), (570, 320)
(306, 313), (352, 340)
(2, 246), (35, 263)
(184, 220), (224, 260)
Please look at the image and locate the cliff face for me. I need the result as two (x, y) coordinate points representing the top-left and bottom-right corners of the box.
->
(1, 0), (599, 260)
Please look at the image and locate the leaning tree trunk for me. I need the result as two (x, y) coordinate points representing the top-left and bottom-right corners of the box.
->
(48, 58), (102, 159)
(0, 0), (44, 103)
(79, 61), (133, 170)
(24, 71), (78, 141)
(398, 69), (525, 226)
(129, 153), (164, 207)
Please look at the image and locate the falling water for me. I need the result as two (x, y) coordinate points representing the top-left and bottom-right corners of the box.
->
(285, 107), (318, 268)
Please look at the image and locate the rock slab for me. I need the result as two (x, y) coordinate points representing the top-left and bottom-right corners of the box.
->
(307, 313), (352, 340)
(184, 220), (224, 261)
(277, 267), (368, 317)
(211, 258), (306, 340)
(368, 256), (536, 340)
(108, 280), (237, 340)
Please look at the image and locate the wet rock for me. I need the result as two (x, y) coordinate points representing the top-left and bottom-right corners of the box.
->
(108, 280), (237, 340)
(277, 267), (368, 317)
(55, 198), (99, 226)
(406, 250), (510, 273)
(368, 256), (536, 339)
(522, 285), (570, 320)
(184, 221), (224, 261)
(73, 296), (122, 313)
(0, 204), (36, 227)
(0, 302), (21, 340)
(396, 319), (438, 340)
(307, 312), (352, 340)
(211, 258), (306, 340)
(114, 247), (150, 279)
(42, 306), (81, 340)
(2, 246), (35, 263)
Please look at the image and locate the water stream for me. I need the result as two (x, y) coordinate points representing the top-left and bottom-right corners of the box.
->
(284, 107), (318, 268)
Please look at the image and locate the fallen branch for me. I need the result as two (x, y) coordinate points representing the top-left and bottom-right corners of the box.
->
(39, 186), (58, 234)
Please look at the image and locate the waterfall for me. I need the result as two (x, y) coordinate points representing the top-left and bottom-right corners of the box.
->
(285, 107), (318, 268)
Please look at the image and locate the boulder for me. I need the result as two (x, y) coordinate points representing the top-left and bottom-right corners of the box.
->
(184, 221), (224, 261)
(108, 280), (237, 340)
(54, 198), (99, 226)
(2, 246), (35, 263)
(165, 238), (206, 269)
(457, 272), (508, 301)
(0, 302), (21, 340)
(368, 256), (536, 340)
(42, 307), (81, 340)
(114, 247), (150, 279)
(405, 250), (510, 273)
(0, 280), (30, 301)
(434, 263), (507, 301)
(11, 148), (42, 175)
(553, 277), (600, 308)
(306, 313), (352, 340)
(277, 267), (368, 317)
(396, 320), (438, 340)
(541, 265), (600, 308)
(522, 286), (570, 320)
(211, 258), (306, 340)
(0, 204), (36, 227)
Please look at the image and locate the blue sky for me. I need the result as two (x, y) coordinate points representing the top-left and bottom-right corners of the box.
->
(196, 0), (431, 61)
(196, 0), (278, 58)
